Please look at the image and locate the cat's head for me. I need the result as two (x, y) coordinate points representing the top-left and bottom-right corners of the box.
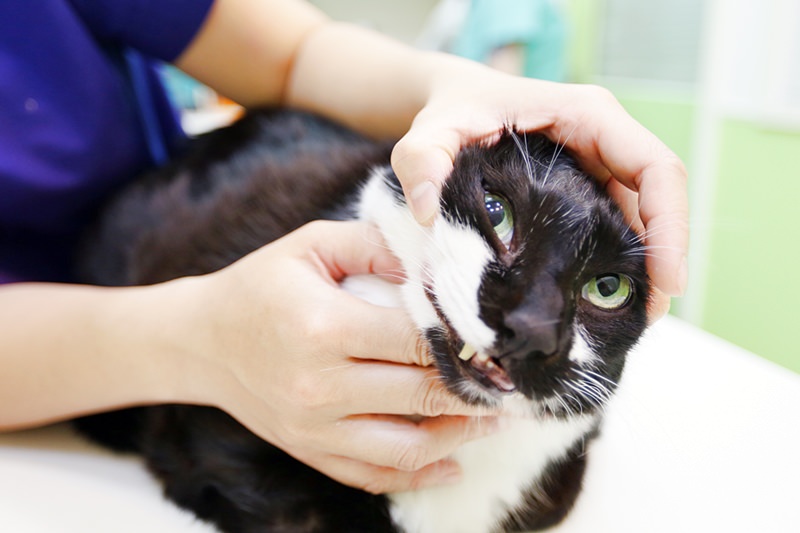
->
(361, 131), (650, 418)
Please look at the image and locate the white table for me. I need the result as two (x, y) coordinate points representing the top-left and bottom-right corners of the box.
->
(2, 316), (798, 532)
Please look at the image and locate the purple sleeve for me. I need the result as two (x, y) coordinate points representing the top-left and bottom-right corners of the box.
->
(68, 0), (216, 62)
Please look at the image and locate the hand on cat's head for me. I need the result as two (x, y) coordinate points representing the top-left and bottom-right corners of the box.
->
(391, 68), (688, 320)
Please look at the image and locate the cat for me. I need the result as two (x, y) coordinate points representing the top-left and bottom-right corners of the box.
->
(75, 108), (650, 533)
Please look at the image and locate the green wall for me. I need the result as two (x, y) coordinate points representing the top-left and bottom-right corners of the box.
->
(615, 93), (696, 166)
(563, 0), (798, 372)
(701, 121), (800, 372)
(616, 97), (800, 373)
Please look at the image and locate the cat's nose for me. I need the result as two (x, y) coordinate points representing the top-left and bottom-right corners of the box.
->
(501, 310), (560, 359)
(498, 276), (563, 360)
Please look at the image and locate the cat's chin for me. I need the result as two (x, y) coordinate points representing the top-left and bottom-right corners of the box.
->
(436, 334), (604, 422)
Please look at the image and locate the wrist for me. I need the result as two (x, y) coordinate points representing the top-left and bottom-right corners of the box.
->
(99, 276), (222, 408)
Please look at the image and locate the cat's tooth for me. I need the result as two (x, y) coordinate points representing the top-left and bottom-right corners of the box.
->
(458, 343), (477, 361)
(475, 352), (490, 363)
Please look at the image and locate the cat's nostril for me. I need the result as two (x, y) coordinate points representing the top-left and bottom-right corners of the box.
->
(500, 325), (516, 341)
(501, 312), (559, 360)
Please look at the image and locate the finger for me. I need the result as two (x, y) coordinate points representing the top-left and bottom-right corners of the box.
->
(331, 360), (498, 417)
(289, 278), (434, 365)
(329, 414), (503, 473)
(647, 287), (671, 324)
(545, 85), (689, 297)
(297, 453), (463, 494)
(390, 124), (459, 225)
(605, 178), (645, 235)
(636, 164), (690, 297)
(585, 127), (687, 295)
(605, 180), (673, 323)
(601, 152), (687, 297)
(297, 220), (405, 282)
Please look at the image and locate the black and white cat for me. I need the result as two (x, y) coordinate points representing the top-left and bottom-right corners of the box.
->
(76, 109), (650, 533)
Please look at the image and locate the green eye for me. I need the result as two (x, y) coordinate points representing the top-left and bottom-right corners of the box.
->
(484, 193), (514, 247)
(582, 274), (633, 309)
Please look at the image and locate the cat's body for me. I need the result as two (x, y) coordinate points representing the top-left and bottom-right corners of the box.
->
(76, 109), (649, 533)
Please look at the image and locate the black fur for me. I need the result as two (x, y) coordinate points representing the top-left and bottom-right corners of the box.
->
(74, 109), (649, 532)
(79, 108), (391, 286)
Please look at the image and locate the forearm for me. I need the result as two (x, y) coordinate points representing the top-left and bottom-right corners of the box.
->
(176, 0), (493, 140)
(285, 21), (487, 139)
(0, 279), (204, 430)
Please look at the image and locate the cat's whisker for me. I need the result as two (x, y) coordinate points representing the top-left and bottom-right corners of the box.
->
(628, 221), (690, 248)
(509, 130), (536, 185)
(620, 244), (685, 260)
(635, 223), (687, 242)
(552, 384), (583, 418)
(562, 377), (611, 410)
(636, 217), (687, 234)
(620, 252), (663, 261)
(576, 371), (615, 397)
(556, 391), (579, 418)
(375, 273), (407, 284)
(622, 244), (685, 254)
(584, 381), (612, 405)
(576, 368), (619, 389)
(542, 122), (580, 187)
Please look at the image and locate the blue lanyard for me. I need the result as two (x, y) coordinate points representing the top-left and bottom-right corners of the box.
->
(123, 48), (169, 167)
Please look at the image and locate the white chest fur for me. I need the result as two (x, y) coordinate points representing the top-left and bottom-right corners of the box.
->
(387, 414), (595, 533)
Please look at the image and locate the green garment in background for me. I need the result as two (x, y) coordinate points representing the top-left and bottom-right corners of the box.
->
(451, 0), (567, 81)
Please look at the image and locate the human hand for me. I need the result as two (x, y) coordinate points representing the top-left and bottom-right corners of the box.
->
(180, 220), (500, 494)
(391, 63), (688, 320)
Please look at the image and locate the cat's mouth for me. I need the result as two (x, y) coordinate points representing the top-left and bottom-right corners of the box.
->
(421, 282), (516, 395)
(457, 342), (516, 394)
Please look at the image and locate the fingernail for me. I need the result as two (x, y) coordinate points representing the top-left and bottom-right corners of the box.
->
(410, 181), (439, 224)
(677, 255), (688, 296)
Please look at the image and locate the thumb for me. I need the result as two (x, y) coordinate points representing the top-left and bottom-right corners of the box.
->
(391, 128), (456, 225)
(295, 220), (403, 282)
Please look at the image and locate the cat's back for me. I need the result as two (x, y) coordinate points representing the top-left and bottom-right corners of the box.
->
(79, 109), (391, 286)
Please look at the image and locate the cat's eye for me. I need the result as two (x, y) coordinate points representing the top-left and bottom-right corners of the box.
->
(484, 193), (514, 247)
(582, 274), (633, 310)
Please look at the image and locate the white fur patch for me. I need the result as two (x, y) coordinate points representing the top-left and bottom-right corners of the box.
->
(355, 170), (438, 331)
(570, 326), (600, 366)
(426, 220), (496, 350)
(355, 168), (495, 352)
(388, 414), (597, 533)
